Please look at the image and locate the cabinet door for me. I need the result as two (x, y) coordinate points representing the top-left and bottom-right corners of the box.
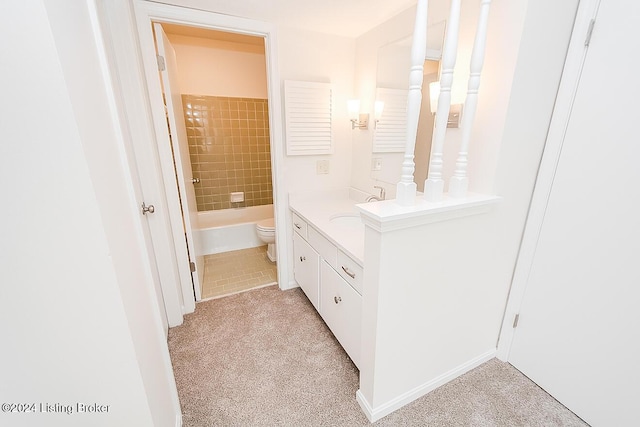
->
(320, 260), (362, 368)
(293, 232), (320, 310)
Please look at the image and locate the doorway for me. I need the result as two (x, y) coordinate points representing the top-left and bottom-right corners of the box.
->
(121, 1), (290, 325)
(155, 23), (277, 300)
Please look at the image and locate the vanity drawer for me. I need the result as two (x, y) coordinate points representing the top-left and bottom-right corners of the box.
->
(308, 226), (337, 269)
(337, 250), (363, 295)
(292, 212), (308, 239)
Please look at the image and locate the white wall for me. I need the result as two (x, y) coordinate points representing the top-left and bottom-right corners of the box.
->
(360, 212), (500, 413)
(276, 26), (355, 287)
(167, 34), (268, 98)
(278, 26), (355, 194)
(0, 1), (179, 426)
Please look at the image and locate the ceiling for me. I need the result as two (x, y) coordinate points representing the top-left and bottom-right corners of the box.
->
(155, 0), (419, 38)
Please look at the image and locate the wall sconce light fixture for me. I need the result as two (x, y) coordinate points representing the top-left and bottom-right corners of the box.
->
(348, 99), (369, 130)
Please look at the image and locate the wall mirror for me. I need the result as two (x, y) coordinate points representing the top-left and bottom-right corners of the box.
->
(375, 21), (445, 191)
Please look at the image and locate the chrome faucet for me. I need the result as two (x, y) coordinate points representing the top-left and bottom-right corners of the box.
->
(366, 186), (386, 202)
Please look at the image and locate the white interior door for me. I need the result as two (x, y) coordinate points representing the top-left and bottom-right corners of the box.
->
(154, 23), (204, 300)
(508, 1), (640, 425)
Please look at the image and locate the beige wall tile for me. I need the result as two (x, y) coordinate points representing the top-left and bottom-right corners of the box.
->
(183, 94), (273, 211)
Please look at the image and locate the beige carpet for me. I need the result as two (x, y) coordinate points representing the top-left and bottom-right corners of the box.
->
(168, 285), (588, 426)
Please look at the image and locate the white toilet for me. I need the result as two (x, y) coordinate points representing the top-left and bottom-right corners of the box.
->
(256, 218), (276, 262)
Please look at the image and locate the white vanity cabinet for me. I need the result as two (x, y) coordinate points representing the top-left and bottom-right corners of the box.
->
(320, 260), (362, 367)
(291, 209), (363, 369)
(293, 232), (320, 311)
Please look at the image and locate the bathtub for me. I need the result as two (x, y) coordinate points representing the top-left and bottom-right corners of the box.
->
(198, 204), (274, 255)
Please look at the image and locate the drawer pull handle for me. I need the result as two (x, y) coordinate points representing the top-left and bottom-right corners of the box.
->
(300, 256), (306, 262)
(341, 266), (356, 279)
(294, 223), (302, 229)
(334, 296), (342, 304)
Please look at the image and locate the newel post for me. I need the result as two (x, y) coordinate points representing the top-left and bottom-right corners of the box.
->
(395, 0), (428, 206)
(449, 0), (492, 197)
(423, 0), (461, 202)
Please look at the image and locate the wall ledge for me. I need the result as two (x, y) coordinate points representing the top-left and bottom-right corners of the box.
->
(356, 193), (501, 233)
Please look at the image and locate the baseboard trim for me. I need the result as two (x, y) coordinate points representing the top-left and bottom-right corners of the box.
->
(280, 279), (299, 291)
(356, 390), (375, 423)
(175, 411), (182, 427)
(356, 349), (496, 423)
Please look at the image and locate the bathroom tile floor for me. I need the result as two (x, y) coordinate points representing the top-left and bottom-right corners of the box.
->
(200, 245), (277, 300)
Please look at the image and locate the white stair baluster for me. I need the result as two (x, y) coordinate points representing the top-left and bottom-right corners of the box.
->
(424, 0), (461, 202)
(449, 0), (492, 198)
(395, 0), (428, 206)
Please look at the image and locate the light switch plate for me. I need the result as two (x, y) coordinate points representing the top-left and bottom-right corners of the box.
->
(372, 158), (382, 171)
(316, 159), (330, 174)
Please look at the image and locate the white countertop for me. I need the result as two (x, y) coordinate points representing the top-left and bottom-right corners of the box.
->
(289, 188), (367, 265)
(289, 188), (501, 264)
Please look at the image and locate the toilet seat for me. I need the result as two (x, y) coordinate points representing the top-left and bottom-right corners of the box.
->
(256, 218), (275, 231)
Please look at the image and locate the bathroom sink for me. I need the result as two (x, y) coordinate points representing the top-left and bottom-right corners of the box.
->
(329, 213), (363, 227)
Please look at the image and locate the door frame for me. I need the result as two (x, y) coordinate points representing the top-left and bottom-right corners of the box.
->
(496, 0), (601, 361)
(95, 0), (189, 327)
(132, 1), (290, 312)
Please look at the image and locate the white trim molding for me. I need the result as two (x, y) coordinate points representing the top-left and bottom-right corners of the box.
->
(356, 350), (496, 422)
(358, 193), (500, 233)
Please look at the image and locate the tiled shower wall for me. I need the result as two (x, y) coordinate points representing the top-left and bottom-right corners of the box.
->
(182, 95), (272, 211)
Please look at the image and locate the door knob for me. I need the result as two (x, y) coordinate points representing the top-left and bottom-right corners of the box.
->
(191, 178), (201, 184)
(141, 202), (155, 215)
